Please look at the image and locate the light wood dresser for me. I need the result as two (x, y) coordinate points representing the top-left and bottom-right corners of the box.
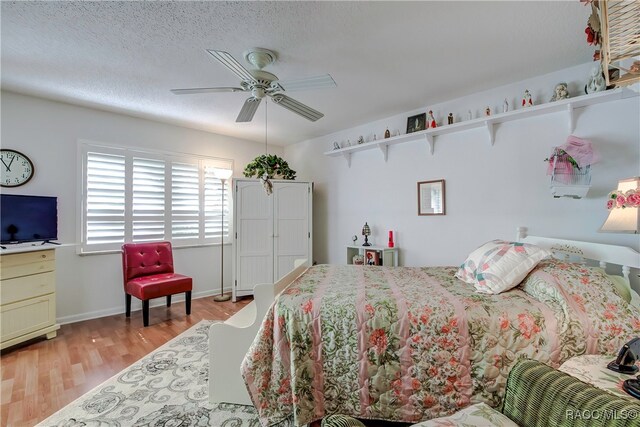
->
(1, 248), (60, 349)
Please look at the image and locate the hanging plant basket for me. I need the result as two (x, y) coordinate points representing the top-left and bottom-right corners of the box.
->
(243, 154), (296, 180)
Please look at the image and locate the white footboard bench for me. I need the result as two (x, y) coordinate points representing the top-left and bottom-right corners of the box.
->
(209, 260), (309, 405)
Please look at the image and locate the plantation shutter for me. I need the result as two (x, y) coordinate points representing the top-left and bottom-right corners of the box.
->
(204, 166), (231, 240)
(132, 157), (165, 242)
(171, 162), (200, 240)
(84, 152), (126, 246)
(80, 142), (233, 253)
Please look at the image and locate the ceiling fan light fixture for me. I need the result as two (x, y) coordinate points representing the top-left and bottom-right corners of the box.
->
(243, 47), (277, 70)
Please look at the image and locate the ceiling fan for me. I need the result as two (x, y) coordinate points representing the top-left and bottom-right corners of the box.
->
(171, 48), (336, 123)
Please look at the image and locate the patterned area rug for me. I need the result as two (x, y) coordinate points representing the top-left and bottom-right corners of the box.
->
(38, 320), (292, 427)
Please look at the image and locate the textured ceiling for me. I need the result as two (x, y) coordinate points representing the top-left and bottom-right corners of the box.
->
(1, 1), (592, 146)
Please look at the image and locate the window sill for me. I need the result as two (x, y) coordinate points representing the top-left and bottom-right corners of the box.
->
(77, 241), (232, 256)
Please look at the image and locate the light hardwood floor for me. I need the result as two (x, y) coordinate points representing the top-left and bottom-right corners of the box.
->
(0, 295), (250, 427)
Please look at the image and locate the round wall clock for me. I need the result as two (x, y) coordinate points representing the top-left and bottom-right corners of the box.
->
(1, 149), (34, 187)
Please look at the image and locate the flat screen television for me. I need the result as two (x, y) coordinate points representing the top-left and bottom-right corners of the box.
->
(1, 194), (58, 244)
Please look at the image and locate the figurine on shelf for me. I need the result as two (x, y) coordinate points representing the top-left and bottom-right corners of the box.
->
(384, 128), (391, 139)
(550, 83), (570, 102)
(522, 89), (533, 107)
(485, 106), (491, 116)
(373, 134), (377, 141)
(447, 113), (454, 125)
(333, 142), (340, 150)
(346, 139), (352, 147)
(427, 110), (437, 128)
(468, 110), (473, 120)
(503, 98), (509, 113)
(357, 135), (364, 145)
(585, 65), (606, 94)
(395, 129), (400, 136)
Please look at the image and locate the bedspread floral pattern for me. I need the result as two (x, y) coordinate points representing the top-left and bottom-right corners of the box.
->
(242, 264), (640, 427)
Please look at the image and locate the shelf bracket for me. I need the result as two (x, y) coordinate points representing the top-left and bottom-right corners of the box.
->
(566, 103), (575, 133)
(342, 152), (351, 168)
(425, 134), (435, 155)
(377, 143), (389, 162)
(484, 121), (495, 146)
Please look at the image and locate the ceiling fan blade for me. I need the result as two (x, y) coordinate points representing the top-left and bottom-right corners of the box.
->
(275, 74), (337, 92)
(170, 87), (245, 95)
(236, 97), (262, 122)
(270, 94), (324, 122)
(206, 49), (257, 84)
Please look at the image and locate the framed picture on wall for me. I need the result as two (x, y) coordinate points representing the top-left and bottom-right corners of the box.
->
(365, 250), (380, 266)
(418, 179), (446, 215)
(407, 113), (426, 134)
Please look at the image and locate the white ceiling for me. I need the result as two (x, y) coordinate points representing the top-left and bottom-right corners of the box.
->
(1, 1), (593, 146)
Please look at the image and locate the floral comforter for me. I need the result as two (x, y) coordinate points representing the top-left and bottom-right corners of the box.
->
(241, 261), (640, 426)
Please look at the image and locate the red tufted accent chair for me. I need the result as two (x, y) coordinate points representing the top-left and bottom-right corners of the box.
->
(121, 241), (192, 327)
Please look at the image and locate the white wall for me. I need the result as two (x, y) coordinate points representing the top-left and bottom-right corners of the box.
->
(285, 62), (640, 289)
(1, 91), (283, 324)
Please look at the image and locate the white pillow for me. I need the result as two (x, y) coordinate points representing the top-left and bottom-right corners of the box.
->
(456, 240), (552, 294)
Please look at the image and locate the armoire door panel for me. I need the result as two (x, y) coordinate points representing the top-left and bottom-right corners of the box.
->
(239, 185), (270, 217)
(275, 185), (308, 219)
(237, 256), (273, 291)
(275, 219), (308, 254)
(239, 219), (272, 254)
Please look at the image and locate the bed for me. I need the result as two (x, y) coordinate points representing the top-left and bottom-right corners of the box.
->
(209, 229), (640, 426)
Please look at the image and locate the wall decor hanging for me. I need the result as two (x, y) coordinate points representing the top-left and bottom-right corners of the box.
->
(545, 135), (599, 199)
(418, 179), (446, 215)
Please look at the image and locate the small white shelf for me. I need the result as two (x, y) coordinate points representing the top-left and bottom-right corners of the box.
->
(324, 88), (635, 167)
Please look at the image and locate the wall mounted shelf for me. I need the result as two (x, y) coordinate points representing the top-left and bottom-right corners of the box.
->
(324, 88), (635, 167)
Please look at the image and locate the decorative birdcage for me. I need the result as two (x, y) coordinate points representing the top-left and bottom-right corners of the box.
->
(549, 148), (592, 199)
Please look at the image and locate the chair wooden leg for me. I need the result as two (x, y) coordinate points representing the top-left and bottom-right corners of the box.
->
(185, 291), (192, 315)
(125, 294), (132, 317)
(166, 295), (171, 307)
(142, 300), (150, 327)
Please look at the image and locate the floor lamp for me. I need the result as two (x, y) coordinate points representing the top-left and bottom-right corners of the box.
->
(213, 168), (233, 302)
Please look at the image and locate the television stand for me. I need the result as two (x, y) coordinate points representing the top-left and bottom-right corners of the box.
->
(41, 240), (61, 245)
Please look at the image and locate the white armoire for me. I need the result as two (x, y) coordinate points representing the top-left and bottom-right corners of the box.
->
(232, 179), (312, 301)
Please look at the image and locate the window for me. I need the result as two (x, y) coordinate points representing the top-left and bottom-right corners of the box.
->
(79, 142), (232, 253)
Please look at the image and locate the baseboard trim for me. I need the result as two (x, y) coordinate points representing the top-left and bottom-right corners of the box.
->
(56, 287), (233, 325)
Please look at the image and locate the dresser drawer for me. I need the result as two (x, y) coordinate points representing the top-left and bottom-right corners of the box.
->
(1, 293), (56, 342)
(0, 251), (55, 280)
(1, 271), (55, 304)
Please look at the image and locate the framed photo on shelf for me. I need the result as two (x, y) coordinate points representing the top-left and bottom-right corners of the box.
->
(364, 250), (380, 266)
(407, 113), (426, 134)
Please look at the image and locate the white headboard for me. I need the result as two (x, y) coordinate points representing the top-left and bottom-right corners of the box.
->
(517, 227), (640, 281)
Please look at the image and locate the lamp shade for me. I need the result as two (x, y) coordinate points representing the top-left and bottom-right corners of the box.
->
(600, 177), (640, 233)
(362, 222), (371, 236)
(212, 168), (233, 180)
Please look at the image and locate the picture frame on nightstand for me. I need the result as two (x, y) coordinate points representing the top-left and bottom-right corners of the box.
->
(364, 250), (380, 266)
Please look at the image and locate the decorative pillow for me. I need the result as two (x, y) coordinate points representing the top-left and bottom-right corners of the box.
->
(456, 240), (552, 294)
